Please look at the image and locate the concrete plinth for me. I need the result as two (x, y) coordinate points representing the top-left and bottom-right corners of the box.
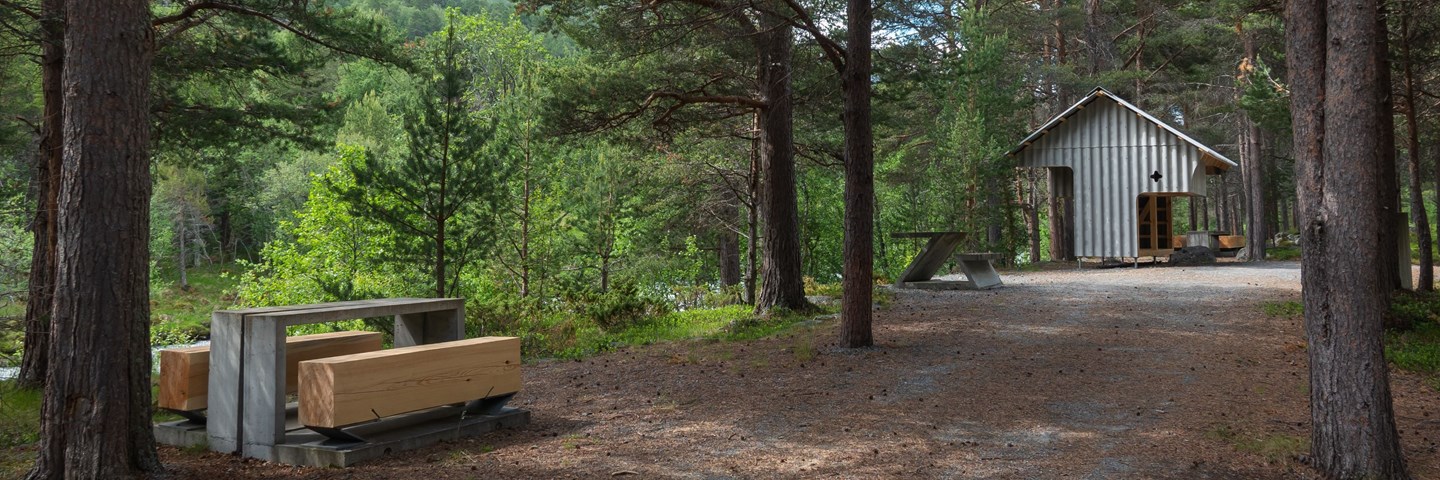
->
(274, 407), (530, 467)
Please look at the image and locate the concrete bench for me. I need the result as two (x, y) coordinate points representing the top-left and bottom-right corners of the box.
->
(297, 336), (521, 440)
(892, 231), (967, 288)
(207, 298), (466, 460)
(157, 331), (382, 418)
(953, 253), (1004, 290)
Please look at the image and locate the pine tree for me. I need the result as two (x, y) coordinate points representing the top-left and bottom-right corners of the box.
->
(331, 15), (508, 298)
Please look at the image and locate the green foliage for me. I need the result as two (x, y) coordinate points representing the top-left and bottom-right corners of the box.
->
(236, 155), (411, 308)
(330, 14), (510, 298)
(1390, 292), (1440, 327)
(580, 281), (670, 332)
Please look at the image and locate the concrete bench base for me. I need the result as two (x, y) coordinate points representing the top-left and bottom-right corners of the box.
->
(156, 404), (530, 467)
(275, 407), (529, 467)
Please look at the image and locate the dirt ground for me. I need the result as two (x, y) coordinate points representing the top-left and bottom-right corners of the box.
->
(159, 261), (1440, 479)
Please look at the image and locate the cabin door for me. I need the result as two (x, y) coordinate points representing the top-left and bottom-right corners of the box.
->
(1137, 194), (1172, 256)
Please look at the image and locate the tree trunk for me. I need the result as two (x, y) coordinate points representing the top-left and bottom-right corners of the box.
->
(1401, 7), (1432, 292)
(1286, 0), (1410, 477)
(840, 0), (875, 348)
(1084, 0), (1108, 75)
(1375, 3), (1402, 293)
(752, 13), (811, 314)
(1025, 174), (1042, 263)
(28, 2), (160, 478)
(1241, 23), (1267, 260)
(1242, 123), (1266, 259)
(718, 196), (742, 288)
(18, 0), (64, 389)
(1200, 194), (1210, 231)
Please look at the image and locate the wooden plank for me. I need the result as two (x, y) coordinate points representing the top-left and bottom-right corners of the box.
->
(299, 337), (522, 429)
(158, 331), (382, 412)
(1217, 235), (1246, 249)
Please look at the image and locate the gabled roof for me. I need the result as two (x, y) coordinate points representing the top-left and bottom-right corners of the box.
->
(1008, 87), (1238, 169)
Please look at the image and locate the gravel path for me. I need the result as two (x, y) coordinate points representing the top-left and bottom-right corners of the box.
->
(161, 261), (1440, 479)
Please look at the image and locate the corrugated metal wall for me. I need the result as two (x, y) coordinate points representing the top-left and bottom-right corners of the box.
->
(1017, 98), (1210, 258)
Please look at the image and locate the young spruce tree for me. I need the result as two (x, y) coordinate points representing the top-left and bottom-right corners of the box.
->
(331, 16), (508, 298)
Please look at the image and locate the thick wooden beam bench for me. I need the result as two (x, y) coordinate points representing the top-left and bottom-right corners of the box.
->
(157, 331), (382, 421)
(206, 298), (466, 460)
(297, 336), (521, 442)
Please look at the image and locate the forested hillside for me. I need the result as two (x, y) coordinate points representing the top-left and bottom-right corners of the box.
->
(1, 0), (1435, 351)
(3, 0), (1440, 477)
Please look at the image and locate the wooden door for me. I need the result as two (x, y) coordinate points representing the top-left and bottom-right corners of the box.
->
(1137, 194), (1172, 256)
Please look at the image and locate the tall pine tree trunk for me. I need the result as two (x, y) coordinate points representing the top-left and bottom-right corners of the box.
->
(18, 0), (64, 389)
(753, 14), (810, 314)
(840, 0), (875, 348)
(1401, 7), (1432, 292)
(28, 2), (160, 478)
(1240, 21), (1267, 260)
(1286, 0), (1410, 476)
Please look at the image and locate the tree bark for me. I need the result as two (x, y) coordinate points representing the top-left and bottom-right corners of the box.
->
(18, 0), (64, 389)
(28, 1), (160, 478)
(752, 13), (811, 314)
(1286, 0), (1410, 477)
(1374, 2), (1402, 292)
(1240, 22), (1267, 261)
(1401, 6), (1432, 292)
(1084, 0), (1110, 75)
(839, 0), (874, 348)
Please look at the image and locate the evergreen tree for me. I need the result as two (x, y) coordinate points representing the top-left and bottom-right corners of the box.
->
(330, 15), (509, 298)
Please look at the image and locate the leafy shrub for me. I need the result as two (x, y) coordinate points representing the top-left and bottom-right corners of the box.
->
(582, 282), (669, 332)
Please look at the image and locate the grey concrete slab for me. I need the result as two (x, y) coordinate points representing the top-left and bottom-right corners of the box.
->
(274, 408), (530, 467)
(894, 232), (967, 285)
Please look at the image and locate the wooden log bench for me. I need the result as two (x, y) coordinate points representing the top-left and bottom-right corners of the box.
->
(157, 331), (382, 421)
(298, 336), (521, 441)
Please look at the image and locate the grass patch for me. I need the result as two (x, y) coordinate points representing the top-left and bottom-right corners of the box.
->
(0, 381), (40, 478)
(150, 262), (240, 346)
(1386, 321), (1440, 374)
(1268, 246), (1301, 261)
(1206, 424), (1308, 462)
(1385, 291), (1440, 390)
(1261, 301), (1303, 318)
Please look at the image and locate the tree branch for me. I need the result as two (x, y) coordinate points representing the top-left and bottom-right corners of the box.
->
(151, 2), (385, 63)
(0, 0), (39, 20)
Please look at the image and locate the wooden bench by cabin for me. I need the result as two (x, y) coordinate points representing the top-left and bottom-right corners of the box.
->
(158, 331), (382, 418)
(298, 336), (521, 439)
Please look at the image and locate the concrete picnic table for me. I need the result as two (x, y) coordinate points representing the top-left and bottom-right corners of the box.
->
(890, 231), (1004, 290)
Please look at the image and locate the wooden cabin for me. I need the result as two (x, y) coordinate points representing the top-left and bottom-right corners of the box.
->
(1009, 87), (1237, 259)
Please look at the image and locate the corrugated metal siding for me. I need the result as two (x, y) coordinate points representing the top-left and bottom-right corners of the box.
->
(1017, 98), (1208, 258)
